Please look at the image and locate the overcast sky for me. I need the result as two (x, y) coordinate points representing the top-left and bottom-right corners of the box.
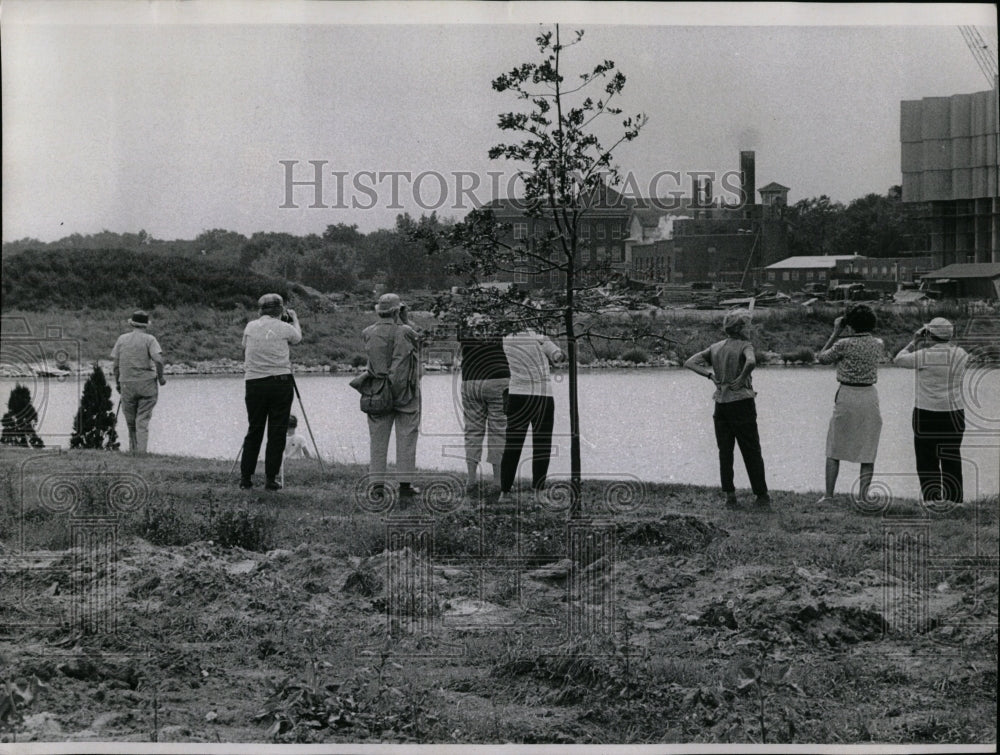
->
(2, 2), (997, 243)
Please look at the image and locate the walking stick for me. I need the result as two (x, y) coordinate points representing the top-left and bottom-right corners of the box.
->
(230, 443), (243, 475)
(291, 376), (325, 473)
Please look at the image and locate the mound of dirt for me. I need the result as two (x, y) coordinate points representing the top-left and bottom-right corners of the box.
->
(618, 515), (728, 553)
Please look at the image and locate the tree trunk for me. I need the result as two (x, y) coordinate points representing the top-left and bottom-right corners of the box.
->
(565, 265), (582, 518)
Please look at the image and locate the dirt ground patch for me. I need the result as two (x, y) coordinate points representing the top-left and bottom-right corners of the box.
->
(1, 450), (996, 745)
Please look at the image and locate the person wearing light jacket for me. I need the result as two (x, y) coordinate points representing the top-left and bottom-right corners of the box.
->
(894, 317), (969, 503)
(498, 325), (565, 503)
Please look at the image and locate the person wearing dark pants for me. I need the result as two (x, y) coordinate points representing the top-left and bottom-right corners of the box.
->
(242, 375), (294, 486)
(239, 293), (302, 491)
(894, 317), (969, 504)
(685, 310), (770, 509)
(500, 393), (555, 495)
(912, 408), (966, 503)
(713, 397), (768, 500)
(499, 327), (565, 503)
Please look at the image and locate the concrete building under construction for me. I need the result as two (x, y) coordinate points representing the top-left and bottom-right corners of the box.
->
(900, 86), (999, 265)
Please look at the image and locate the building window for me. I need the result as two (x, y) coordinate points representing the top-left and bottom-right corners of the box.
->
(580, 224), (590, 241)
(806, 271), (814, 280)
(596, 224), (606, 240)
(611, 223), (622, 240)
(768, 271), (776, 281)
(882, 266), (889, 276)
(782, 272), (790, 281)
(818, 271), (826, 280)
(513, 223), (528, 240)
(790, 271), (799, 281)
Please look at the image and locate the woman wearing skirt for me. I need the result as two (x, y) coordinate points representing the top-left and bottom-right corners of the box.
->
(816, 304), (886, 504)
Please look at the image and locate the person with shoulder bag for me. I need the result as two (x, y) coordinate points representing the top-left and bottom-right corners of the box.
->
(357, 293), (422, 502)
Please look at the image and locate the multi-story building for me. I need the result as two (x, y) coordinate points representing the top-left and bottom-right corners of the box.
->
(900, 86), (999, 266)
(483, 183), (633, 289)
(628, 155), (790, 287)
(482, 151), (789, 291)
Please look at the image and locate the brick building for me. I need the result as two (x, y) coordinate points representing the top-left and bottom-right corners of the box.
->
(628, 155), (791, 287)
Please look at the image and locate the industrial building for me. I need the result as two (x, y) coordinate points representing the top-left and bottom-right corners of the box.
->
(481, 151), (787, 290)
(921, 262), (1000, 299)
(627, 152), (790, 287)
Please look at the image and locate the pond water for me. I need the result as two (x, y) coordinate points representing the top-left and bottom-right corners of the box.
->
(4, 367), (998, 500)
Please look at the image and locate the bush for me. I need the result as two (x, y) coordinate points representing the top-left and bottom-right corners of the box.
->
(350, 354), (367, 368)
(70, 365), (119, 450)
(780, 348), (815, 364)
(132, 500), (276, 552)
(0, 384), (44, 448)
(209, 508), (275, 551)
(620, 348), (649, 364)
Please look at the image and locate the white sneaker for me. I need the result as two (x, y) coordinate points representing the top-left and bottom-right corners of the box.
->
(498, 492), (508, 503)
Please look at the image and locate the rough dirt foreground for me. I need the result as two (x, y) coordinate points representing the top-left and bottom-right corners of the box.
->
(0, 449), (997, 746)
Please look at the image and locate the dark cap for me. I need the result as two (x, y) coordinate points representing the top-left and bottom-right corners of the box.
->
(128, 310), (150, 327)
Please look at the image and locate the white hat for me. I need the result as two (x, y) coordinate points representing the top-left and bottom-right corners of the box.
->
(925, 317), (953, 340)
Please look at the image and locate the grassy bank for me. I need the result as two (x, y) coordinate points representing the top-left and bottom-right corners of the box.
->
(0, 448), (996, 745)
(2, 301), (987, 371)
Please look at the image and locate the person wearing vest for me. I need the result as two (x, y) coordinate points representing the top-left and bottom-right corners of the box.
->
(685, 310), (771, 509)
(240, 293), (301, 491)
(893, 317), (970, 503)
(362, 293), (422, 502)
(111, 310), (166, 454)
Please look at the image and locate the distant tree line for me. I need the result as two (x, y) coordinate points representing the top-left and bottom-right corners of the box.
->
(784, 186), (930, 258)
(1, 248), (290, 310)
(2, 214), (466, 301)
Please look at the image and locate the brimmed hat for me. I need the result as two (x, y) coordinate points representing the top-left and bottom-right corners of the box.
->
(258, 293), (284, 311)
(925, 317), (954, 340)
(723, 310), (752, 334)
(128, 310), (150, 328)
(375, 293), (403, 314)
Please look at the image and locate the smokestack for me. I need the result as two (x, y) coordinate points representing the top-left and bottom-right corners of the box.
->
(740, 151), (756, 208)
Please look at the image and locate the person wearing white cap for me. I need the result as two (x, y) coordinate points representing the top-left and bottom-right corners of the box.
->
(685, 309), (770, 509)
(893, 317), (969, 503)
(239, 293), (301, 490)
(362, 293), (422, 501)
(111, 310), (166, 453)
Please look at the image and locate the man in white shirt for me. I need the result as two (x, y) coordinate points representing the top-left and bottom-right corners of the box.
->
(240, 293), (301, 491)
(893, 317), (969, 503)
(499, 327), (565, 501)
(111, 310), (166, 454)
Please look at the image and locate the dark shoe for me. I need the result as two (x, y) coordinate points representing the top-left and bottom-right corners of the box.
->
(398, 483), (421, 499)
(724, 492), (740, 509)
(753, 495), (772, 510)
(239, 477), (253, 490)
(265, 479), (282, 491)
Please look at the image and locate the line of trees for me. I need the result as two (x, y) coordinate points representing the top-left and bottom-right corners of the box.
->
(784, 186), (930, 258)
(3, 214), (467, 300)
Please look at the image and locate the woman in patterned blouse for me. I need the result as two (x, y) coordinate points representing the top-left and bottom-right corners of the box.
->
(816, 304), (886, 504)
